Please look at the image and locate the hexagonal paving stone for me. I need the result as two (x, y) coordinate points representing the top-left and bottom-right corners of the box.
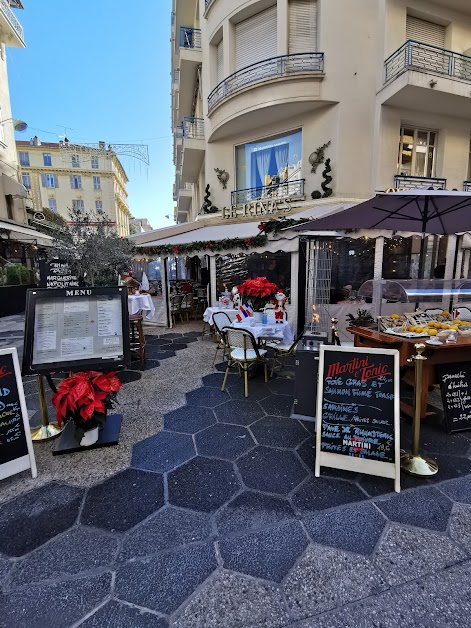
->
(439, 476), (471, 504)
(292, 477), (367, 515)
(215, 491), (295, 536)
(357, 471), (427, 497)
(267, 376), (295, 396)
(79, 601), (168, 628)
(423, 453), (471, 482)
(81, 469), (164, 532)
(131, 431), (195, 473)
(214, 399), (265, 426)
(0, 483), (84, 557)
(148, 347), (175, 356)
(449, 504), (471, 552)
(375, 486), (453, 531)
(401, 422), (471, 456)
(202, 372), (238, 388)
(186, 387), (229, 408)
(173, 572), (290, 628)
(373, 524), (466, 587)
(115, 543), (217, 615)
(146, 337), (176, 346)
(195, 423), (255, 461)
(160, 333), (183, 339)
(250, 416), (309, 449)
(164, 405), (217, 434)
(227, 380), (273, 401)
(303, 502), (387, 555)
(219, 520), (308, 582)
(259, 394), (294, 417)
(168, 456), (241, 512)
(0, 572), (112, 628)
(171, 343), (189, 351)
(237, 446), (308, 496)
(119, 507), (213, 561)
(9, 527), (118, 588)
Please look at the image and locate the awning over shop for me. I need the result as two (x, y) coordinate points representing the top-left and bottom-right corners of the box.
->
(2, 174), (28, 199)
(0, 219), (54, 247)
(128, 220), (204, 245)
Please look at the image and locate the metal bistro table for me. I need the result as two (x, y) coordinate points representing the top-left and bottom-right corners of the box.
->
(349, 325), (471, 419)
(128, 293), (155, 320)
(231, 320), (294, 345)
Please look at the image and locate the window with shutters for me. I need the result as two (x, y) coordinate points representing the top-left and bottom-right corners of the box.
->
(397, 127), (437, 178)
(19, 151), (29, 166)
(71, 154), (80, 168)
(235, 6), (277, 71)
(289, 0), (317, 54)
(91, 156), (99, 169)
(70, 174), (82, 189)
(93, 175), (101, 190)
(216, 39), (224, 86)
(48, 198), (57, 212)
(42, 173), (58, 188)
(406, 15), (445, 47)
(43, 153), (52, 166)
(21, 173), (30, 189)
(72, 199), (84, 212)
(95, 200), (103, 213)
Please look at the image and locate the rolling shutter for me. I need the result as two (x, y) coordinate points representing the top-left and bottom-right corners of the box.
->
(235, 6), (277, 71)
(216, 39), (224, 85)
(406, 16), (445, 47)
(289, 0), (317, 53)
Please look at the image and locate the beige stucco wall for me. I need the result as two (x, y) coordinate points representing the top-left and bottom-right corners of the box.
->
(173, 0), (471, 223)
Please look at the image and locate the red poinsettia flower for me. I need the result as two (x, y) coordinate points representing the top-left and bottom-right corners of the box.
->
(52, 371), (122, 427)
(205, 241), (212, 249)
(173, 246), (179, 255)
(237, 277), (279, 311)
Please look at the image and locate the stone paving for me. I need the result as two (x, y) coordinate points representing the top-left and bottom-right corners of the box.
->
(0, 316), (471, 626)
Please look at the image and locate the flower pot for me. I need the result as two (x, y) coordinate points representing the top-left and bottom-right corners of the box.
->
(79, 426), (99, 447)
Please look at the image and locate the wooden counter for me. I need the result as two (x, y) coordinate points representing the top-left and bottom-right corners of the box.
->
(348, 326), (471, 419)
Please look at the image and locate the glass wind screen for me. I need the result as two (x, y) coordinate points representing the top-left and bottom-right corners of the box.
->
(358, 279), (471, 303)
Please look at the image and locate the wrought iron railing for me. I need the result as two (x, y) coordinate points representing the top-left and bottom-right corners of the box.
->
(179, 27), (202, 50)
(385, 39), (471, 84)
(0, 0), (24, 44)
(175, 125), (183, 139)
(180, 182), (193, 192)
(208, 53), (324, 112)
(464, 181), (471, 192)
(183, 117), (204, 140)
(394, 175), (447, 190)
(231, 179), (305, 206)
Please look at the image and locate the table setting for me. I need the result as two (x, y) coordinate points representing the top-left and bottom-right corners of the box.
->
(128, 293), (156, 320)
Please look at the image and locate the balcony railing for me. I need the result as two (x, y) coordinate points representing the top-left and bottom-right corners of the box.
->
(208, 52), (324, 112)
(183, 117), (204, 140)
(231, 179), (305, 206)
(385, 39), (471, 84)
(464, 181), (471, 192)
(175, 125), (183, 139)
(0, 0), (24, 44)
(394, 174), (447, 190)
(179, 27), (201, 50)
(173, 69), (179, 86)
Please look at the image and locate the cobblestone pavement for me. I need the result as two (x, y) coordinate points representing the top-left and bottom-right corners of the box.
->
(0, 316), (470, 627)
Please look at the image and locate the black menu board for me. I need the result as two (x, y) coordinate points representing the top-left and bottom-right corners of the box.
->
(438, 363), (471, 433)
(0, 349), (37, 480)
(315, 346), (400, 492)
(39, 260), (80, 289)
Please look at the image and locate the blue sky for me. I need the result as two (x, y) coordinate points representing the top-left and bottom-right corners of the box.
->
(8, 0), (173, 230)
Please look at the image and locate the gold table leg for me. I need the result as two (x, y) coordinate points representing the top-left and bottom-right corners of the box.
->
(400, 343), (438, 477)
(30, 374), (63, 442)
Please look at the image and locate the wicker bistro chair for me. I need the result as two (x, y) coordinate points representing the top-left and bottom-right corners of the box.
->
(211, 311), (232, 367)
(170, 294), (184, 325)
(221, 327), (268, 398)
(266, 330), (304, 377)
(129, 313), (146, 369)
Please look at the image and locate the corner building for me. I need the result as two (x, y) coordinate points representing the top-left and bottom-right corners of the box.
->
(172, 0), (471, 222)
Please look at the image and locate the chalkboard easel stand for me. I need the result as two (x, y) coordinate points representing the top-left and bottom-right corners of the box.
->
(30, 375), (63, 442)
(400, 343), (439, 477)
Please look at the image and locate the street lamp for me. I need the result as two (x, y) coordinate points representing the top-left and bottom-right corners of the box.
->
(1, 118), (28, 132)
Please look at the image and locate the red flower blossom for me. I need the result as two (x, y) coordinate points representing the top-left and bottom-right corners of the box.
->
(205, 241), (212, 249)
(52, 371), (122, 427)
(258, 223), (266, 232)
(245, 238), (252, 246)
(173, 246), (179, 255)
(237, 277), (279, 311)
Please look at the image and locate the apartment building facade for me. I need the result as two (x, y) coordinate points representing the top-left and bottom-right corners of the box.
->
(171, 0), (471, 224)
(17, 138), (132, 237)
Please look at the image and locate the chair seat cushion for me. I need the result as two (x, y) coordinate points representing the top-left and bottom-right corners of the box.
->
(266, 342), (292, 351)
(230, 348), (267, 361)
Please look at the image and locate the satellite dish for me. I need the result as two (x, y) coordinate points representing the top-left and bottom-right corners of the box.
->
(13, 119), (28, 132)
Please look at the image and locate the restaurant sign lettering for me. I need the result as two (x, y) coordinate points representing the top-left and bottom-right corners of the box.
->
(221, 197), (300, 220)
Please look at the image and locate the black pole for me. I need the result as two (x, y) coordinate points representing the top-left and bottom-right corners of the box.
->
(418, 196), (429, 280)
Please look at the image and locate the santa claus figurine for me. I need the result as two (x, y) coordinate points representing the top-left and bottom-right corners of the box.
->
(232, 286), (241, 309)
(273, 290), (287, 323)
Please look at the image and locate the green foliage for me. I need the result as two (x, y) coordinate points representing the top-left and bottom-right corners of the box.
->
(4, 263), (32, 285)
(51, 208), (135, 286)
(258, 218), (311, 235)
(311, 158), (333, 199)
(42, 207), (67, 227)
(143, 234), (267, 257)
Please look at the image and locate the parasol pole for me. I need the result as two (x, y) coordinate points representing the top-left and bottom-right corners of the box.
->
(417, 195), (429, 281)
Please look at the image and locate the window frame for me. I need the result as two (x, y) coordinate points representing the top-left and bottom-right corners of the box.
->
(43, 153), (52, 166)
(70, 174), (82, 189)
(91, 156), (99, 169)
(48, 198), (57, 212)
(71, 154), (80, 168)
(72, 199), (85, 213)
(93, 175), (101, 190)
(21, 173), (30, 189)
(45, 173), (57, 188)
(397, 126), (437, 178)
(19, 151), (30, 167)
(95, 200), (103, 213)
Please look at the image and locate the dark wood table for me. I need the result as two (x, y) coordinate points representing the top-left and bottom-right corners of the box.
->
(348, 326), (471, 419)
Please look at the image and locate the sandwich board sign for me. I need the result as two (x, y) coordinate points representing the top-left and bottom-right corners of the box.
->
(315, 345), (400, 492)
(0, 347), (37, 480)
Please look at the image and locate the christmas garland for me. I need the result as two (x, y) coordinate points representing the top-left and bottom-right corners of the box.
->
(141, 233), (268, 257)
(257, 217), (311, 235)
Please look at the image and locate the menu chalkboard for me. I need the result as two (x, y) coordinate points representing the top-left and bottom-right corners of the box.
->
(39, 260), (80, 289)
(315, 346), (400, 492)
(438, 363), (471, 433)
(0, 348), (37, 480)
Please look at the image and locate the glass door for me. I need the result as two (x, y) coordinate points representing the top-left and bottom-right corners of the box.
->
(398, 127), (437, 177)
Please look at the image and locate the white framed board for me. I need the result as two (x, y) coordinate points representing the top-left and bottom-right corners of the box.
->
(0, 347), (37, 480)
(315, 345), (400, 492)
